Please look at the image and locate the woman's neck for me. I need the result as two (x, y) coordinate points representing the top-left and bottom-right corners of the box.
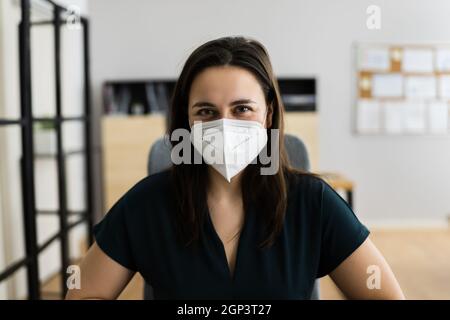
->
(207, 166), (243, 202)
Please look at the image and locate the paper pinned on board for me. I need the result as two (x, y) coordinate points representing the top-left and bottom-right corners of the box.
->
(356, 100), (380, 133)
(405, 76), (436, 99)
(438, 75), (450, 98)
(383, 102), (405, 134)
(436, 49), (450, 72)
(403, 101), (426, 133)
(359, 48), (390, 71)
(402, 49), (434, 73)
(372, 74), (403, 98)
(428, 101), (449, 134)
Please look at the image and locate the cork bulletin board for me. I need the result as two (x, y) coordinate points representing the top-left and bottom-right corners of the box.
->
(354, 43), (450, 135)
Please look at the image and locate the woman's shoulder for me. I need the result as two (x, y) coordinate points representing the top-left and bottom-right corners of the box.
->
(286, 170), (344, 213)
(287, 170), (328, 196)
(287, 170), (357, 220)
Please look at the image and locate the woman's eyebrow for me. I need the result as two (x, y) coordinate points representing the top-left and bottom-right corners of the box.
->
(191, 99), (257, 108)
(192, 101), (215, 108)
(229, 99), (257, 106)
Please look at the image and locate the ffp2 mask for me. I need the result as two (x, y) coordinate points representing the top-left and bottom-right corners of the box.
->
(190, 118), (268, 182)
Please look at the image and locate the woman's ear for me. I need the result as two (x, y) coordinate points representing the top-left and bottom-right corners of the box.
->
(265, 103), (273, 128)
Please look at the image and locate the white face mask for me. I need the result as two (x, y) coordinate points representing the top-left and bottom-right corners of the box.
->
(190, 118), (268, 182)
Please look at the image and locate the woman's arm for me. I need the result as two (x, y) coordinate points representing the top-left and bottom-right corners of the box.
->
(329, 237), (405, 299)
(65, 242), (135, 300)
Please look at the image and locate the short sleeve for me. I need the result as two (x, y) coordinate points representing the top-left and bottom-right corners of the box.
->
(317, 181), (370, 278)
(93, 195), (137, 271)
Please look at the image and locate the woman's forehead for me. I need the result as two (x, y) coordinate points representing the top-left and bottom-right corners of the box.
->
(189, 66), (265, 104)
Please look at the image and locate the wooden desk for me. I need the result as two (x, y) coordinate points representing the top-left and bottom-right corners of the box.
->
(316, 172), (354, 209)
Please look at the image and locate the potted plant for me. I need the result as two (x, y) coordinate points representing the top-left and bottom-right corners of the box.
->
(34, 118), (56, 155)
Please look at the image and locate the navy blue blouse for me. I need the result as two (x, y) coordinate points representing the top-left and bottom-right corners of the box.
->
(93, 170), (370, 299)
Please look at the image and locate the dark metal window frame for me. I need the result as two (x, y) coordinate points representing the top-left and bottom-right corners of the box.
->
(0, 0), (94, 300)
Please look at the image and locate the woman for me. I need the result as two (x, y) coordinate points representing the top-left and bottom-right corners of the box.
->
(67, 36), (404, 300)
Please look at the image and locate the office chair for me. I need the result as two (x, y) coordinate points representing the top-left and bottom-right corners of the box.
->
(144, 133), (320, 299)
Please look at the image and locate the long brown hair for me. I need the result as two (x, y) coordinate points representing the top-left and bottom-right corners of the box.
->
(168, 36), (299, 248)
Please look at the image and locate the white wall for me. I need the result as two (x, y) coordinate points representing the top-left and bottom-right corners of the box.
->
(0, 0), (89, 299)
(89, 0), (450, 227)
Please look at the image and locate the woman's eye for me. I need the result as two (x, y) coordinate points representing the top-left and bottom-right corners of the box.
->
(235, 105), (252, 113)
(197, 108), (215, 116)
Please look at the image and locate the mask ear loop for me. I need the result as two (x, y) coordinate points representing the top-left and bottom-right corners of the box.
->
(263, 102), (274, 129)
(264, 87), (275, 129)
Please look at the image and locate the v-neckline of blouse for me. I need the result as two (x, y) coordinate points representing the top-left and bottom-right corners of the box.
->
(205, 206), (250, 282)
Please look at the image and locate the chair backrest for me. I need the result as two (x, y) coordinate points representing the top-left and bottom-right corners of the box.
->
(144, 133), (320, 299)
(147, 133), (312, 174)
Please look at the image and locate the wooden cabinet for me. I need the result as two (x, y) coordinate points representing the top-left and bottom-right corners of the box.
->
(102, 115), (166, 210)
(285, 111), (319, 172)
